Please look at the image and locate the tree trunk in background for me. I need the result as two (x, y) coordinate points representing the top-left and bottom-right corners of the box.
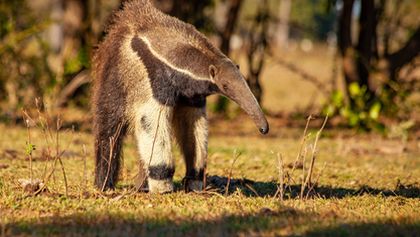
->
(248, 73), (263, 103)
(48, 0), (64, 54)
(5, 80), (18, 112)
(45, 0), (64, 109)
(356, 0), (375, 95)
(276, 0), (291, 49)
(215, 0), (243, 113)
(338, 0), (357, 105)
(245, 0), (270, 103)
(219, 0), (243, 55)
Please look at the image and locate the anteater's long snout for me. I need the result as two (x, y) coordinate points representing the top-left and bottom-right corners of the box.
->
(220, 78), (269, 135)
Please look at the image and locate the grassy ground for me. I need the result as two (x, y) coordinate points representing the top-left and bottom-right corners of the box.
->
(0, 115), (419, 236)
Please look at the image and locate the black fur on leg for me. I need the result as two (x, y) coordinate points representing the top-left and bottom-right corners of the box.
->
(94, 119), (127, 191)
(148, 165), (175, 180)
(185, 168), (205, 181)
(93, 77), (128, 191)
(92, 27), (128, 191)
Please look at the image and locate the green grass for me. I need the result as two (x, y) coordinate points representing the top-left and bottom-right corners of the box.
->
(0, 120), (419, 237)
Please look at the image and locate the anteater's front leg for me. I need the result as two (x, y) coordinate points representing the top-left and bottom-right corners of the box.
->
(135, 100), (175, 194)
(173, 104), (208, 191)
(93, 105), (127, 191)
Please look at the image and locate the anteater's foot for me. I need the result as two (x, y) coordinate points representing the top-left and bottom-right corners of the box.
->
(184, 179), (204, 192)
(148, 179), (174, 194)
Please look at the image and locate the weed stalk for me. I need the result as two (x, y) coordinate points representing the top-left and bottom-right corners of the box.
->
(225, 150), (241, 196)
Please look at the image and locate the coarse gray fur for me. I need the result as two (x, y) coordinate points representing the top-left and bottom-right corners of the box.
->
(93, 0), (268, 193)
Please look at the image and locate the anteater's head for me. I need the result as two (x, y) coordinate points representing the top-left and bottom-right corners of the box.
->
(209, 59), (269, 135)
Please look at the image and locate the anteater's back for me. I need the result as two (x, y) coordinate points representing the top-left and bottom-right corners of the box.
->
(93, 0), (222, 87)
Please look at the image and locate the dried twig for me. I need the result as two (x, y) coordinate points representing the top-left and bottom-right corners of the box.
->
(57, 157), (68, 196)
(23, 100), (77, 197)
(101, 123), (124, 192)
(197, 190), (226, 199)
(82, 144), (87, 195)
(33, 153), (60, 196)
(225, 150), (242, 196)
(22, 110), (34, 183)
(54, 118), (68, 197)
(274, 153), (285, 201)
(291, 115), (312, 175)
(31, 123), (69, 196)
(244, 182), (260, 197)
(307, 116), (328, 184)
(300, 146), (308, 199)
(36, 112), (51, 180)
(305, 162), (327, 199)
(301, 116), (328, 199)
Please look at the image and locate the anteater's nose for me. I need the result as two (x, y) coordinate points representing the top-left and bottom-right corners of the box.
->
(259, 125), (269, 135)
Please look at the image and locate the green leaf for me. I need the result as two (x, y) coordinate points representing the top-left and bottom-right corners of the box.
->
(64, 57), (82, 75)
(78, 47), (90, 68)
(323, 104), (336, 116)
(359, 112), (367, 120)
(369, 102), (381, 120)
(339, 107), (350, 118)
(25, 143), (36, 156)
(347, 111), (359, 127)
(349, 83), (361, 97)
(331, 90), (344, 107)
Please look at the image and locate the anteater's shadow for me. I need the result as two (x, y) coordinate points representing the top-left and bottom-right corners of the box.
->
(123, 175), (419, 199)
(202, 175), (419, 199)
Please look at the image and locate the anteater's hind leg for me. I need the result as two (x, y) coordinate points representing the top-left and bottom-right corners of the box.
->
(135, 99), (175, 194)
(173, 104), (208, 191)
(94, 105), (127, 191)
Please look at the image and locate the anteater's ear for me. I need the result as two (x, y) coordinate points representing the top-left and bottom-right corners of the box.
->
(209, 65), (217, 79)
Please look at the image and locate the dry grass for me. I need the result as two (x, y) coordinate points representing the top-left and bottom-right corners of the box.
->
(0, 113), (419, 236)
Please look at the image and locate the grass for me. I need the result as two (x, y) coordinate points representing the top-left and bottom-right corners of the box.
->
(0, 115), (419, 236)
(0, 42), (418, 236)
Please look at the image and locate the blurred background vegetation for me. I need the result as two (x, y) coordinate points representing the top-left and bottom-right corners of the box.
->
(0, 0), (419, 134)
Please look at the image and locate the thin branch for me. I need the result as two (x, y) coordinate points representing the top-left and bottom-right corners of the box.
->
(101, 123), (124, 192)
(55, 70), (91, 108)
(300, 146), (308, 199)
(305, 162), (327, 199)
(301, 116), (328, 199)
(225, 150), (242, 196)
(274, 153), (285, 201)
(291, 115), (312, 175)
(22, 110), (34, 183)
(271, 57), (329, 95)
(82, 144), (87, 195)
(53, 117), (68, 197)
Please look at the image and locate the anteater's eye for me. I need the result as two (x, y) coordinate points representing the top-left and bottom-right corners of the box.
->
(236, 64), (240, 69)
